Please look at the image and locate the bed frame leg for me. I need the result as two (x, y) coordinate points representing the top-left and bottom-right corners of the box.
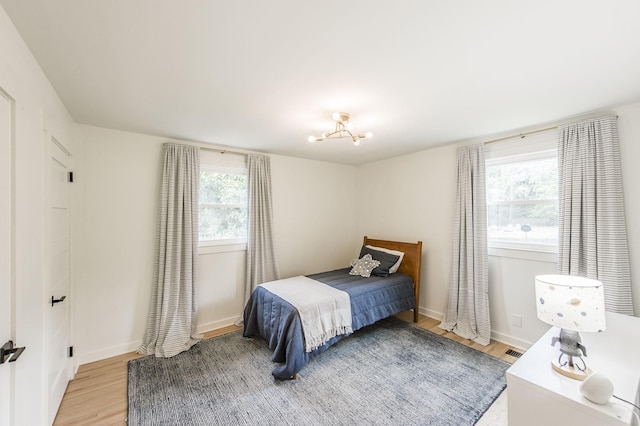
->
(413, 309), (419, 323)
(292, 374), (297, 380)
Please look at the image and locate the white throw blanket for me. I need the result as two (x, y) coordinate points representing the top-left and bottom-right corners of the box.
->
(260, 276), (353, 352)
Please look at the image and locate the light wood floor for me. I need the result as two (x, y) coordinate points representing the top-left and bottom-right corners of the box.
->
(53, 313), (524, 425)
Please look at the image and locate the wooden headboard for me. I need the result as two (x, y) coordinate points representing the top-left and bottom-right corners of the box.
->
(363, 236), (423, 322)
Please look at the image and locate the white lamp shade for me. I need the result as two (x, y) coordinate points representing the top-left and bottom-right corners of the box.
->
(535, 274), (606, 332)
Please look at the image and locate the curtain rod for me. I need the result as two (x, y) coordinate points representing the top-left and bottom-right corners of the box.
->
(482, 125), (557, 145)
(198, 145), (249, 156)
(482, 114), (618, 146)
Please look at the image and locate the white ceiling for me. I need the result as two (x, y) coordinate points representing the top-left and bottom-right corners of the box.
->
(3, 1), (640, 165)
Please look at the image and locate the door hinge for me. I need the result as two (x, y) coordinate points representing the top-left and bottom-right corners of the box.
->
(68, 171), (74, 183)
(1, 340), (26, 364)
(68, 346), (74, 358)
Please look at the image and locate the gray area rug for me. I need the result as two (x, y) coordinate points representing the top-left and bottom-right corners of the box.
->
(128, 317), (508, 425)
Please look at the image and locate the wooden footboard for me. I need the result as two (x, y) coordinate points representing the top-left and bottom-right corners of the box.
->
(363, 236), (422, 323)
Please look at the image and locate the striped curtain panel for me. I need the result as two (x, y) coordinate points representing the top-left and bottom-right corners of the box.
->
(439, 145), (491, 346)
(558, 116), (634, 315)
(139, 143), (202, 357)
(244, 154), (280, 307)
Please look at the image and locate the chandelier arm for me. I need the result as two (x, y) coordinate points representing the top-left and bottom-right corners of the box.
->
(308, 112), (371, 143)
(323, 129), (355, 139)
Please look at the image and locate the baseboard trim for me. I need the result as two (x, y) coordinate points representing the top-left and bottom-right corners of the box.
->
(77, 340), (143, 366)
(420, 307), (444, 321)
(418, 305), (532, 350)
(489, 330), (532, 351)
(77, 316), (242, 367)
(196, 316), (242, 334)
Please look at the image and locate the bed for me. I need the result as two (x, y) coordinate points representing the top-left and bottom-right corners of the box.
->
(243, 236), (422, 379)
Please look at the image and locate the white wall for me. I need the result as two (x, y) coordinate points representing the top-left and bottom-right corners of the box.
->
(0, 4), (77, 425)
(356, 144), (458, 320)
(74, 126), (161, 363)
(75, 126), (359, 364)
(271, 154), (359, 277)
(356, 102), (640, 349)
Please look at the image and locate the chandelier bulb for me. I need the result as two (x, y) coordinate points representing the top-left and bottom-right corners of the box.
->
(365, 132), (373, 139)
(308, 135), (317, 143)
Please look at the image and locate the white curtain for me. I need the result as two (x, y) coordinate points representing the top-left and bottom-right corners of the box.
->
(139, 143), (202, 357)
(558, 116), (634, 315)
(439, 145), (491, 345)
(243, 154), (280, 306)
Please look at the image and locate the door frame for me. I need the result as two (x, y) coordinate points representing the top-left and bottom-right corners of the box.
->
(44, 133), (74, 423)
(0, 86), (16, 426)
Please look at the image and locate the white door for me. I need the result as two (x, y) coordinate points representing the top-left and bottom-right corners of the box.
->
(47, 138), (72, 424)
(0, 89), (15, 425)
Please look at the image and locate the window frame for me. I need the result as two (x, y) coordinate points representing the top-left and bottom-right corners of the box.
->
(484, 131), (558, 255)
(198, 162), (249, 251)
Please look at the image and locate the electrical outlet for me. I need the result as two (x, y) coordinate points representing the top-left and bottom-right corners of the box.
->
(512, 314), (522, 328)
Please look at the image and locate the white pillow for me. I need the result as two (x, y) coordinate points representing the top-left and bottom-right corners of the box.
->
(366, 245), (404, 273)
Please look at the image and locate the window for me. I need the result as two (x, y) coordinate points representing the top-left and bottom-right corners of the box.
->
(485, 132), (558, 252)
(199, 151), (248, 246)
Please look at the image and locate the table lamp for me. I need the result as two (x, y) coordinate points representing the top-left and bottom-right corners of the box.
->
(535, 274), (606, 381)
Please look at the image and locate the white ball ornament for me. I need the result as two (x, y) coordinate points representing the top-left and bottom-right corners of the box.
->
(580, 373), (614, 405)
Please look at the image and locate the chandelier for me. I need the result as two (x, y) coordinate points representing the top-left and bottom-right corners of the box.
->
(308, 112), (373, 146)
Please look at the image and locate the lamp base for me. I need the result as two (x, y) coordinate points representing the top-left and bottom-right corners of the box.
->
(551, 359), (592, 381)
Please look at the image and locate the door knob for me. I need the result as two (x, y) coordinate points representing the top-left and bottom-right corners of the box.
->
(1, 340), (25, 364)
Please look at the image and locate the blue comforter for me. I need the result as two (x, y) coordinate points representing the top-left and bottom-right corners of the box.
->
(243, 268), (416, 379)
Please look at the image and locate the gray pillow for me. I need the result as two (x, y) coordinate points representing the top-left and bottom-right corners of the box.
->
(358, 246), (401, 277)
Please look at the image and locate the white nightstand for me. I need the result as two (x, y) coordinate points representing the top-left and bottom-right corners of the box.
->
(507, 312), (640, 426)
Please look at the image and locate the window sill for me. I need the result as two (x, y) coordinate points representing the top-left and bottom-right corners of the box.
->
(198, 243), (247, 254)
(488, 246), (556, 263)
